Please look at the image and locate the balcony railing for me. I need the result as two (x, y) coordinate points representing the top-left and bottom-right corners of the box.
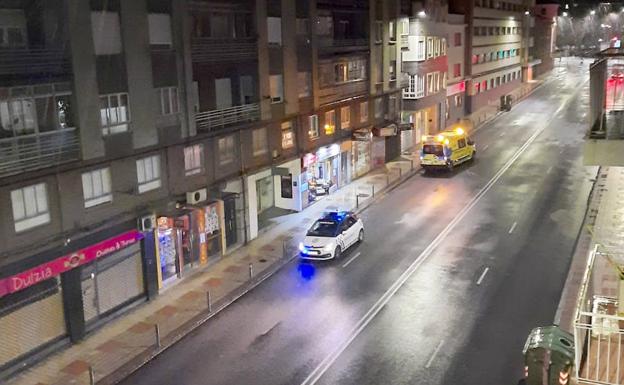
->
(0, 47), (70, 76)
(191, 37), (257, 64)
(0, 128), (80, 178)
(195, 103), (260, 132)
(318, 37), (369, 51)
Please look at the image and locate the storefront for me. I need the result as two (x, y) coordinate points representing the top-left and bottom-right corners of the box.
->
(352, 128), (372, 178)
(156, 202), (224, 289)
(374, 124), (399, 162)
(302, 143), (342, 204)
(0, 230), (145, 370)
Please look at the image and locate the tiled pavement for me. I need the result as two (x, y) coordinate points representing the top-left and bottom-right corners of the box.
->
(6, 76), (549, 385)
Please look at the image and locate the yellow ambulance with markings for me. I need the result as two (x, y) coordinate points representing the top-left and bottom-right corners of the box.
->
(420, 127), (476, 172)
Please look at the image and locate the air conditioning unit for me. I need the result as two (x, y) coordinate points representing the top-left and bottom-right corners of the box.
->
(139, 214), (156, 231)
(186, 188), (208, 205)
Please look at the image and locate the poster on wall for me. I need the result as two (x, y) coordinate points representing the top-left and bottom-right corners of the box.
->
(205, 204), (220, 234)
(281, 174), (293, 198)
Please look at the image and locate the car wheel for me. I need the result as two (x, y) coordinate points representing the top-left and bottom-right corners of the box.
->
(333, 246), (342, 260)
(358, 229), (364, 243)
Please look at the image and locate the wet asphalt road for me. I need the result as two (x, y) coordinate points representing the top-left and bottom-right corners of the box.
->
(120, 59), (595, 385)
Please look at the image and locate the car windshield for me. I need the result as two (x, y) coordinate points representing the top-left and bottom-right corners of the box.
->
(423, 144), (444, 156)
(307, 220), (340, 237)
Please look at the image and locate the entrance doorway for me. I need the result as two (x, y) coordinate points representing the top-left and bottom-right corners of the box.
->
(223, 196), (237, 247)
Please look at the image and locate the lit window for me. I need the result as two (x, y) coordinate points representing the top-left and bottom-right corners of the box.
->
(281, 121), (295, 149)
(324, 110), (335, 135)
(184, 144), (203, 176)
(308, 114), (319, 138)
(340, 106), (351, 129)
(82, 167), (112, 208)
(100, 93), (130, 135)
(218, 135), (235, 165)
(360, 101), (369, 123)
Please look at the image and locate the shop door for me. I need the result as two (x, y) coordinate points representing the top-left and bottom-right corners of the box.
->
(256, 177), (274, 214)
(340, 151), (350, 186)
(224, 197), (237, 247)
(81, 243), (145, 327)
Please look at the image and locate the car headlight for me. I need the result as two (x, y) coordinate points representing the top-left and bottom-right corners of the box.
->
(299, 242), (305, 252)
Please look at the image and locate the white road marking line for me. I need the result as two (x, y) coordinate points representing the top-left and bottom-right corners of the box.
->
(299, 85), (581, 385)
(547, 166), (553, 174)
(508, 221), (517, 234)
(425, 340), (445, 369)
(342, 252), (362, 268)
(476, 267), (490, 286)
(483, 144), (489, 151)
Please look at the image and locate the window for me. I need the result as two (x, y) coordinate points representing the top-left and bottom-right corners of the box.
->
(156, 87), (179, 115)
(415, 36), (426, 61)
(281, 121), (294, 149)
(267, 17), (282, 45)
(136, 155), (161, 193)
(427, 73), (435, 94)
(340, 106), (350, 129)
(100, 93), (130, 135)
(441, 38), (447, 56)
(374, 98), (383, 119)
(91, 12), (122, 55)
(400, 19), (409, 36)
(403, 74), (425, 99)
(488, 26), (495, 35)
(442, 72), (447, 89)
(454, 32), (462, 46)
(473, 27), (480, 36)
(298, 72), (312, 98)
(218, 135), (235, 165)
(458, 138), (466, 148)
(426, 37), (434, 59)
(308, 114), (319, 139)
(324, 110), (335, 135)
(472, 55), (478, 65)
(375, 21), (383, 43)
(82, 167), (112, 208)
(389, 21), (396, 41)
(269, 74), (284, 103)
(316, 16), (333, 36)
(434, 37), (440, 57)
(453, 63), (461, 78)
(0, 26), (26, 48)
(360, 101), (368, 123)
(148, 14), (173, 46)
(11, 183), (50, 232)
(434, 72), (440, 92)
(252, 127), (268, 156)
(184, 144), (203, 176)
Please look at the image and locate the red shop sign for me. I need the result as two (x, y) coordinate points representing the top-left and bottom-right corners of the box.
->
(0, 230), (144, 298)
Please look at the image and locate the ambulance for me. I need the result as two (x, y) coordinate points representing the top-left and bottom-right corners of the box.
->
(420, 127), (476, 172)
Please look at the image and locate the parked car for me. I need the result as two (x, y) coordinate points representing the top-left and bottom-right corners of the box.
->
(299, 211), (364, 260)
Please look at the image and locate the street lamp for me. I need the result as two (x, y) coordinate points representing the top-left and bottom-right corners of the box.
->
(417, 10), (426, 18)
(591, 10), (596, 16)
(562, 11), (568, 17)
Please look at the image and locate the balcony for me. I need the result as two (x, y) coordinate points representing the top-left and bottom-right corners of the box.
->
(195, 103), (260, 132)
(0, 47), (70, 76)
(318, 80), (368, 106)
(317, 37), (369, 54)
(191, 37), (257, 64)
(0, 128), (80, 178)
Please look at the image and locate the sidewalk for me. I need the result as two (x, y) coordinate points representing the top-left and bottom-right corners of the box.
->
(5, 155), (419, 385)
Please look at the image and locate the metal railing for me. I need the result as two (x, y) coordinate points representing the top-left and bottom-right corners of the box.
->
(317, 37), (368, 48)
(0, 128), (80, 178)
(195, 103), (260, 132)
(0, 47), (69, 75)
(574, 245), (624, 385)
(191, 37), (257, 63)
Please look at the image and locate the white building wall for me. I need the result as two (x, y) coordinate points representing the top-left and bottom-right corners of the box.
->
(273, 158), (302, 212)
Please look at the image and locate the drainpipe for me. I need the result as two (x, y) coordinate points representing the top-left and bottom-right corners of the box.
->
(239, 131), (249, 244)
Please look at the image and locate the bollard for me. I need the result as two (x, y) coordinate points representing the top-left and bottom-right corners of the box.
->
(410, 159), (414, 170)
(356, 194), (360, 208)
(282, 240), (287, 258)
(155, 324), (161, 348)
(249, 263), (253, 278)
(89, 366), (95, 385)
(386, 174), (390, 185)
(399, 167), (402, 178)
(371, 185), (375, 197)
(207, 290), (212, 312)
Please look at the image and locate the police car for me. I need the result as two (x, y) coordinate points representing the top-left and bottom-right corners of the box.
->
(299, 211), (364, 260)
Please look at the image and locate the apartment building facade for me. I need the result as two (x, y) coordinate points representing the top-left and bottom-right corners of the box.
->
(0, 0), (404, 376)
(450, 0), (533, 114)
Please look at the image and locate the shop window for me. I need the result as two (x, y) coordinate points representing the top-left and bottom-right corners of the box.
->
(136, 155), (161, 193)
(454, 32), (462, 47)
(184, 144), (203, 176)
(374, 98), (383, 119)
(360, 101), (368, 123)
(298, 72), (311, 98)
(252, 127), (268, 156)
(82, 167), (112, 208)
(100, 93), (130, 135)
(156, 87), (179, 115)
(269, 74), (283, 103)
(308, 114), (319, 139)
(281, 121), (294, 149)
(267, 17), (282, 45)
(11, 183), (50, 232)
(91, 11), (122, 55)
(340, 106), (350, 129)
(218, 135), (235, 165)
(148, 13), (172, 47)
(324, 110), (335, 135)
